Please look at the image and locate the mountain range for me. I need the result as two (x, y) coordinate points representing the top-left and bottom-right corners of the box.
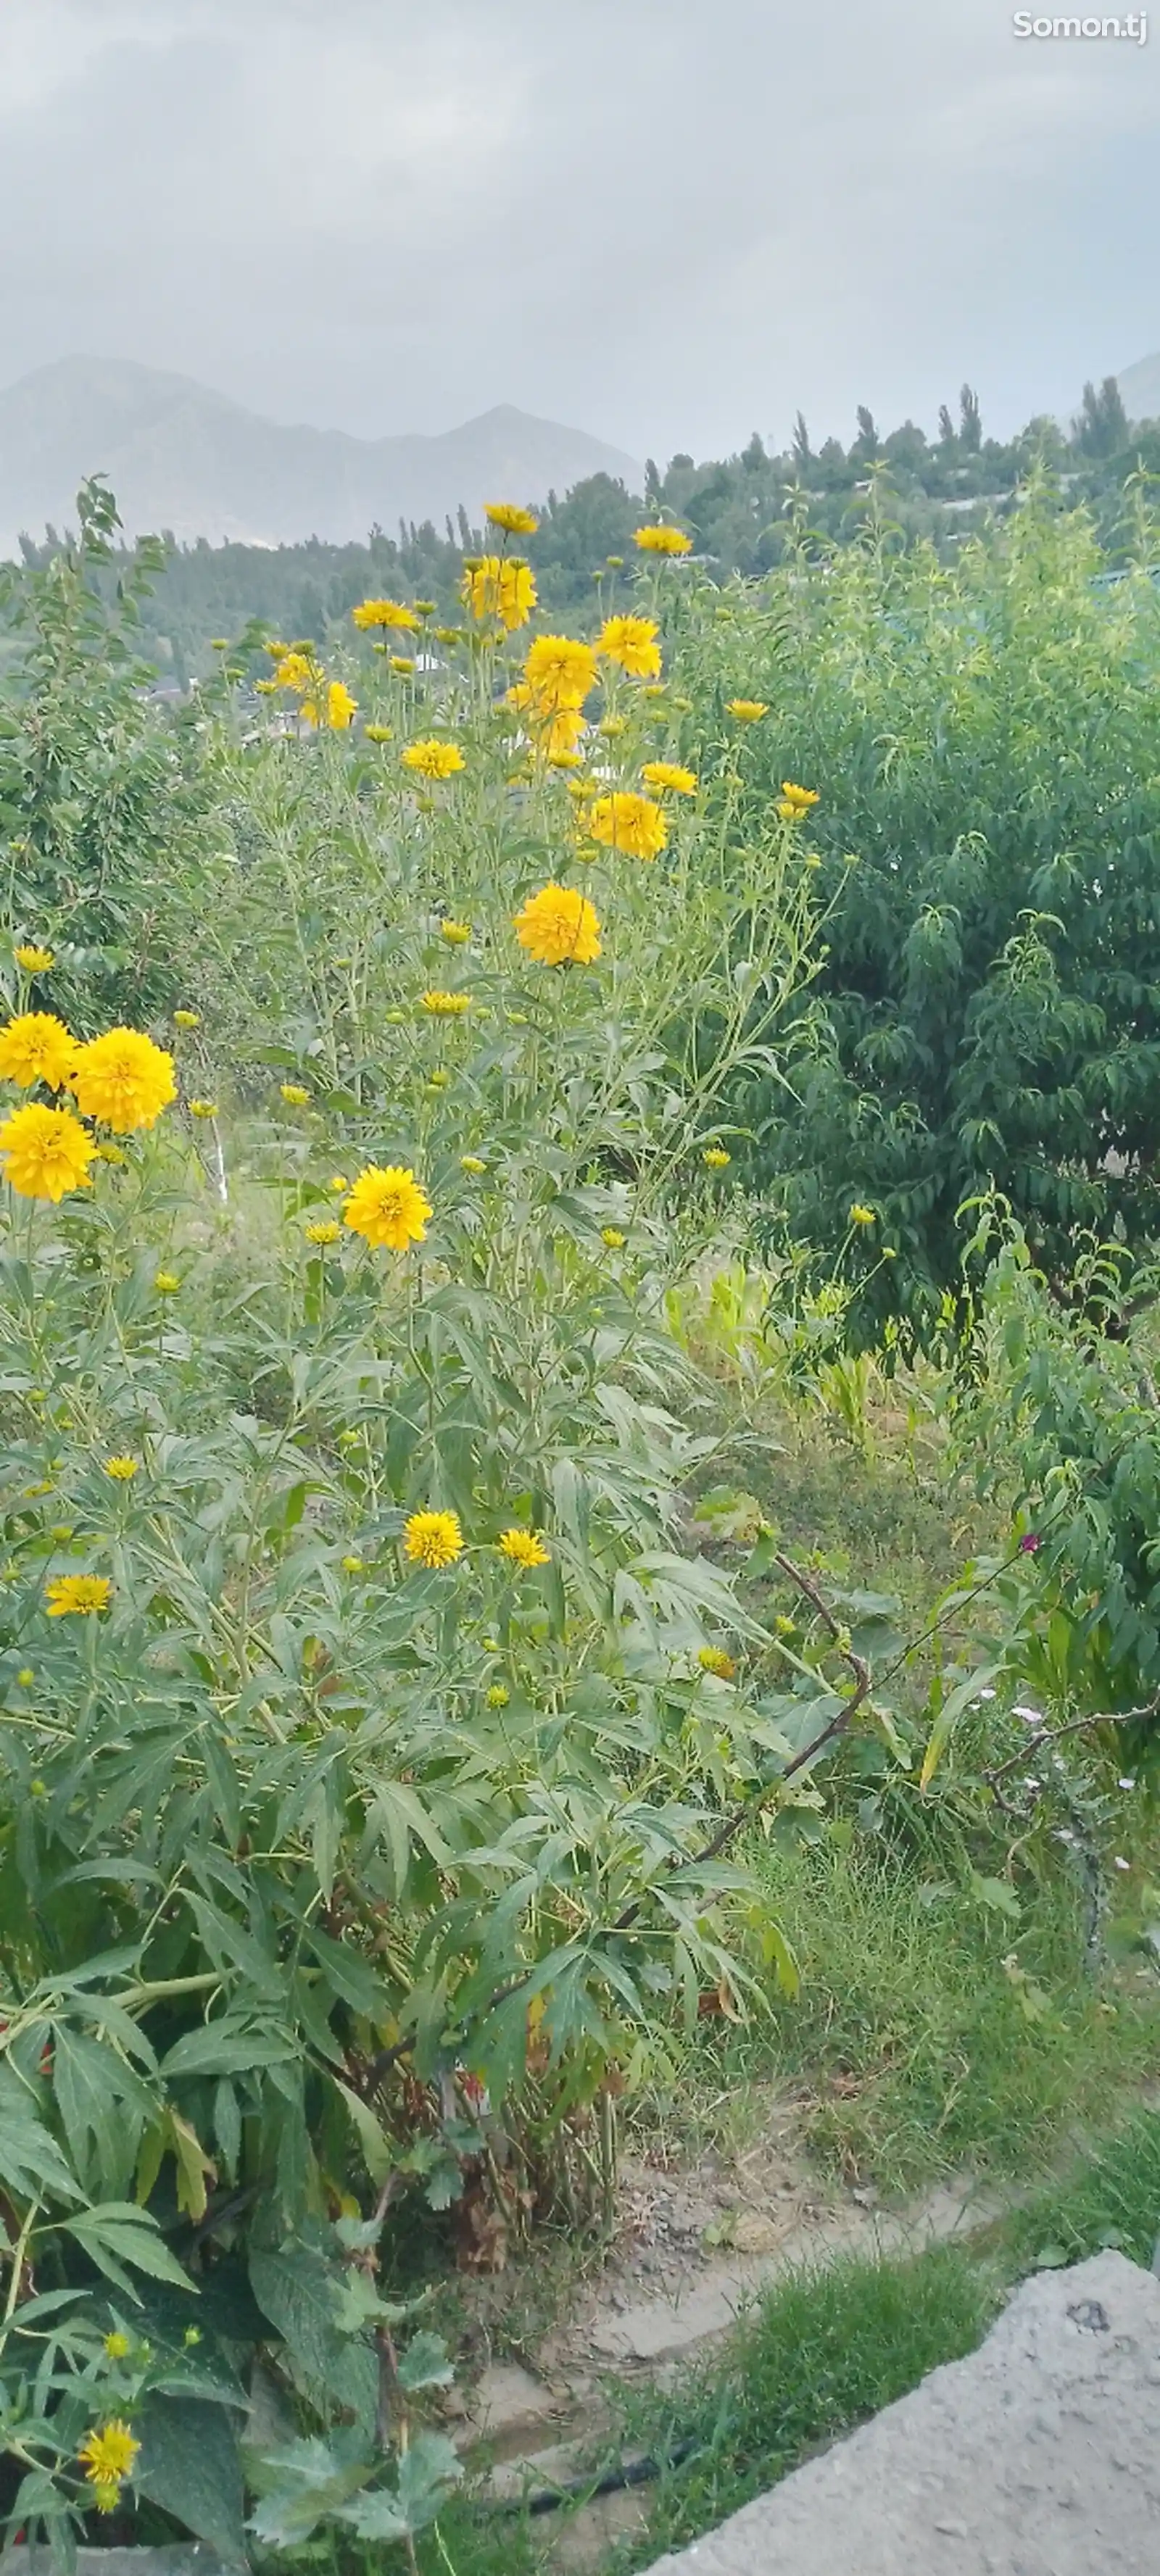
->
(0, 356), (644, 557)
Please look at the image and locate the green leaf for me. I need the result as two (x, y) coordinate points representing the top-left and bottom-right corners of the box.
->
(334, 2077), (394, 2188)
(52, 2025), (150, 2200)
(66, 2203), (196, 2293)
(136, 2391), (246, 2564)
(0, 2086), (83, 2206)
(249, 2246), (378, 2429)
(162, 2018), (298, 2079)
(397, 2330), (454, 2393)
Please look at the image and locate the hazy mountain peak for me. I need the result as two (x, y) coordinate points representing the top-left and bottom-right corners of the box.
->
(1114, 350), (1160, 428)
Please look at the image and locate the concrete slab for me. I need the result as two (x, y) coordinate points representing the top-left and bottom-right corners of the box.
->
(639, 2253), (1160, 2576)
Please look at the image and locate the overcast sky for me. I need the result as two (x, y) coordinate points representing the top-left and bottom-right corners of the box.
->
(1, 0), (1157, 462)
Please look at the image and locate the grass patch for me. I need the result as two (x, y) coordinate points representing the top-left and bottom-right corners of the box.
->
(611, 2109), (1160, 2569)
(610, 2243), (1000, 2564)
(1011, 2106), (1160, 2272)
(635, 1837), (1160, 2195)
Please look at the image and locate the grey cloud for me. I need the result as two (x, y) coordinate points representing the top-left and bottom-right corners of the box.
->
(1, 0), (1157, 460)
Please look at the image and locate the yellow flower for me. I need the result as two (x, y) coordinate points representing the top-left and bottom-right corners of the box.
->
(325, 681), (358, 729)
(522, 635), (598, 715)
(104, 2333), (130, 2359)
(352, 599), (419, 631)
(440, 920), (471, 946)
(305, 1219), (341, 1244)
(403, 1509), (463, 1569)
(301, 679), (357, 728)
(601, 1226), (626, 1249)
(188, 1098), (218, 1119)
(642, 761), (697, 796)
(0, 1102), (94, 1201)
(498, 1527), (550, 1568)
(153, 1271), (181, 1294)
(46, 1574), (112, 1619)
(280, 1083), (310, 1106)
(485, 502), (539, 535)
(515, 883), (601, 967)
(779, 780), (820, 816)
(330, 1173), (349, 1192)
(173, 1008), (200, 1029)
(16, 1669), (34, 1687)
(364, 723), (394, 743)
(634, 525), (692, 556)
(585, 791), (667, 862)
(341, 1554), (364, 1573)
(598, 615), (662, 680)
(0, 1013), (76, 1092)
(92, 1142), (126, 1165)
(78, 2420), (140, 2509)
(426, 1069), (450, 1090)
(849, 1203), (876, 1226)
(486, 1683), (510, 1708)
(703, 1147), (732, 1169)
(726, 699), (768, 722)
(273, 651), (318, 694)
(461, 557), (537, 630)
(103, 1457), (139, 1480)
(460, 1154), (486, 1174)
(402, 739), (465, 779)
(14, 946), (54, 973)
(421, 990), (471, 1017)
(697, 1645), (737, 1681)
(344, 1165), (431, 1251)
(70, 1029), (175, 1133)
(390, 655), (416, 676)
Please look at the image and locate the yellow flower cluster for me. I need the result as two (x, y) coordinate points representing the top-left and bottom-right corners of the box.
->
(642, 761), (697, 796)
(302, 681), (357, 730)
(498, 1527), (550, 1568)
(462, 557), (536, 631)
(514, 884), (601, 967)
(585, 791), (667, 863)
(0, 1015), (176, 1201)
(485, 501), (539, 535)
(421, 990), (471, 1017)
(778, 780), (820, 822)
(403, 1510), (463, 1569)
(634, 525), (692, 556)
(402, 739), (465, 779)
(598, 615), (661, 679)
(78, 2419), (140, 2514)
(343, 1166), (431, 1250)
(46, 1574), (112, 1619)
(352, 599), (419, 631)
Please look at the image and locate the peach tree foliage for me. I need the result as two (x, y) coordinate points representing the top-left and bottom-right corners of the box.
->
(0, 481), (212, 1038)
(675, 477), (1160, 1353)
(0, 510), (848, 2556)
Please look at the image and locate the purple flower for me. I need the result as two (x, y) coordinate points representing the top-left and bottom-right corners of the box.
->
(1019, 1532), (1041, 1555)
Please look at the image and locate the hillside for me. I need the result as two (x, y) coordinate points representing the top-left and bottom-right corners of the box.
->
(1115, 349), (1160, 427)
(0, 356), (643, 554)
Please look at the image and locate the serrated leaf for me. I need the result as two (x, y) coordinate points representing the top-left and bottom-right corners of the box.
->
(396, 2330), (454, 2393)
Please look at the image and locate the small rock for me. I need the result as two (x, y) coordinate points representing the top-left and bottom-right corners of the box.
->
(730, 2209), (785, 2256)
